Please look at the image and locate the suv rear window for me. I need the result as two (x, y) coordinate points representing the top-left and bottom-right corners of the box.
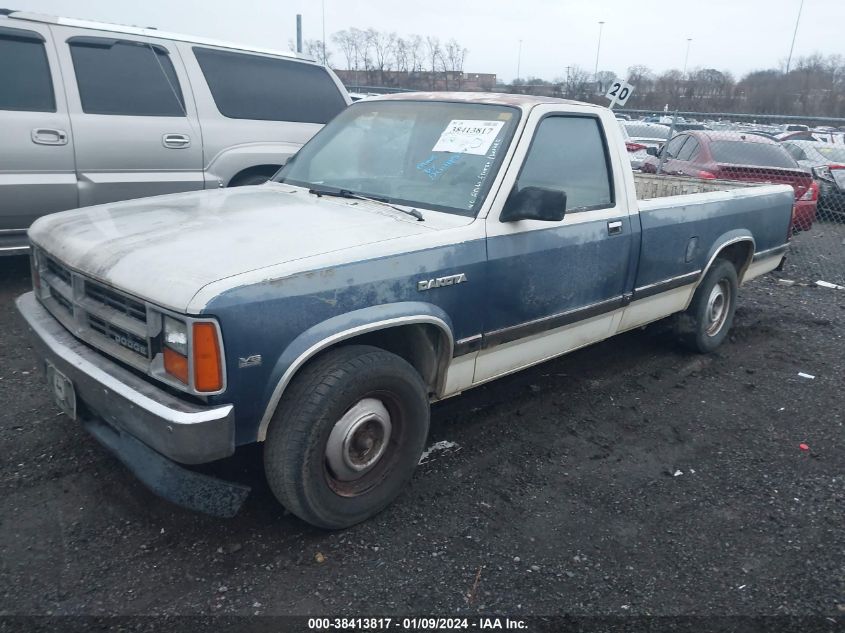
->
(0, 28), (55, 112)
(709, 141), (797, 168)
(69, 38), (185, 116)
(193, 47), (346, 124)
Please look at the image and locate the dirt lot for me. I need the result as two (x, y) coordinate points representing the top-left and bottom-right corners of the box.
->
(1, 229), (843, 620)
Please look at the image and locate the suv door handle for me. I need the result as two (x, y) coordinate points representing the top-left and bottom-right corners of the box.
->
(162, 133), (191, 148)
(607, 220), (623, 235)
(31, 128), (68, 146)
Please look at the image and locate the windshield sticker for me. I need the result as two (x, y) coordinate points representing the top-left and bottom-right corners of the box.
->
(416, 154), (462, 181)
(432, 120), (505, 155)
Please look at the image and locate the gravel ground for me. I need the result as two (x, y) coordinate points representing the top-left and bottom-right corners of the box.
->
(0, 227), (843, 620)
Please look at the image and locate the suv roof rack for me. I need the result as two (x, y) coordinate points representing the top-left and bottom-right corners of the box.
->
(1, 9), (314, 63)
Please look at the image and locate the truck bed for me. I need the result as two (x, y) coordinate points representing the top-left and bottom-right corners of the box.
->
(633, 172), (764, 200)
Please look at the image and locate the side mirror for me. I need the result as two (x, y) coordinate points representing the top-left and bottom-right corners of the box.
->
(500, 186), (567, 223)
(646, 146), (659, 157)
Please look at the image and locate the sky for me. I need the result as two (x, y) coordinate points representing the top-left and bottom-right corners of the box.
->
(10, 0), (845, 83)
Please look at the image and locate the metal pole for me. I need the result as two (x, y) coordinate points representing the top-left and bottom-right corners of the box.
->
(594, 21), (605, 85)
(296, 14), (302, 54)
(658, 38), (691, 175)
(321, 0), (326, 64)
(786, 0), (804, 73)
(516, 39), (522, 81)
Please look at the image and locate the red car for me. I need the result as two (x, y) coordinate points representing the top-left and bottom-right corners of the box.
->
(642, 131), (818, 231)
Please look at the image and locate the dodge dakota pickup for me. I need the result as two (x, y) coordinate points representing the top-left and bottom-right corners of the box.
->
(16, 93), (794, 528)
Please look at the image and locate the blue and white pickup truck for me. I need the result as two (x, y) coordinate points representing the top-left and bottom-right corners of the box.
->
(17, 93), (794, 528)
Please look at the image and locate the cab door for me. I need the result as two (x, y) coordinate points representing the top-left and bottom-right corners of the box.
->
(51, 25), (204, 207)
(0, 22), (76, 248)
(475, 107), (635, 383)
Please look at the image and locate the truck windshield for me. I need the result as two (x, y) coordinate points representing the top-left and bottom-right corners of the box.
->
(275, 100), (520, 217)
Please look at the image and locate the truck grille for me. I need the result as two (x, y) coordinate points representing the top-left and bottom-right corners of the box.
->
(36, 250), (154, 371)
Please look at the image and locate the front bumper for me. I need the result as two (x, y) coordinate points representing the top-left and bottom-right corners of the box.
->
(17, 291), (250, 517)
(15, 291), (235, 465)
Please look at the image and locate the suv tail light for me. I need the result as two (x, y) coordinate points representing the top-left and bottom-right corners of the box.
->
(625, 142), (647, 152)
(697, 170), (717, 179)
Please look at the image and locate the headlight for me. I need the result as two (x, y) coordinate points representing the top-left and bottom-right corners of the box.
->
(163, 316), (189, 384)
(163, 316), (188, 355)
(161, 315), (223, 393)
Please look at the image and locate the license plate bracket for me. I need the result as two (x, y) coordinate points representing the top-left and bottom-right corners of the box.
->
(46, 361), (76, 420)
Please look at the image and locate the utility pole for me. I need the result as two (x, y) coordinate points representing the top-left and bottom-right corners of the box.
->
(296, 14), (302, 54)
(594, 20), (605, 86)
(321, 0), (326, 64)
(682, 38), (692, 77)
(516, 39), (522, 82)
(786, 0), (804, 73)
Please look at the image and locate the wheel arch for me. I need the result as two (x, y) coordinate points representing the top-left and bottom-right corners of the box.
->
(203, 141), (302, 187)
(227, 164), (283, 187)
(256, 303), (455, 441)
(695, 233), (756, 290)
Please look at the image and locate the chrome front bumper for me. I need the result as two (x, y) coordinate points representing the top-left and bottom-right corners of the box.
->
(15, 291), (235, 465)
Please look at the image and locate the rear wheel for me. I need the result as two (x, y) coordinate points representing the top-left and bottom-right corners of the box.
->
(675, 259), (738, 353)
(264, 345), (430, 529)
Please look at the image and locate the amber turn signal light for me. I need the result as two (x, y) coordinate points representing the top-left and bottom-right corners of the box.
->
(163, 346), (189, 384)
(193, 322), (222, 392)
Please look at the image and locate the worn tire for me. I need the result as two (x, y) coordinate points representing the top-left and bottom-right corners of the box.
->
(675, 259), (738, 354)
(264, 345), (430, 529)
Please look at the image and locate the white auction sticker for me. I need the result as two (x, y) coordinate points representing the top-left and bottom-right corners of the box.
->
(431, 120), (505, 155)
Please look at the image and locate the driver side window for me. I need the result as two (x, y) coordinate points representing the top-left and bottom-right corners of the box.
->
(516, 115), (614, 212)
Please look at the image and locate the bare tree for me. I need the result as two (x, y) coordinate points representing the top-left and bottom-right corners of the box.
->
(303, 39), (331, 66)
(367, 28), (396, 85)
(562, 65), (591, 100)
(444, 39), (468, 89)
(595, 70), (616, 94)
(332, 29), (355, 70)
(393, 36), (409, 74)
(425, 36), (442, 89)
(350, 27), (368, 72)
(626, 64), (653, 85)
(408, 35), (424, 74)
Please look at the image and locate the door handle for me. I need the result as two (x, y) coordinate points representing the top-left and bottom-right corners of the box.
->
(607, 220), (623, 235)
(162, 133), (191, 149)
(31, 128), (68, 146)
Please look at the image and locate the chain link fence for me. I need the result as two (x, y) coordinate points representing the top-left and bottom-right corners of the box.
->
(617, 112), (845, 288)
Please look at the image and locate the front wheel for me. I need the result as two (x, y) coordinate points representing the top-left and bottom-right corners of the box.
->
(264, 345), (430, 529)
(675, 259), (738, 353)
